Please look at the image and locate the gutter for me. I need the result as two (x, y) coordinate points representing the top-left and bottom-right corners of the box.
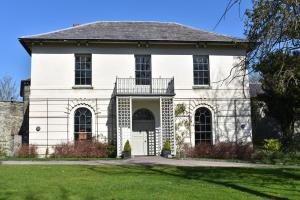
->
(18, 38), (252, 55)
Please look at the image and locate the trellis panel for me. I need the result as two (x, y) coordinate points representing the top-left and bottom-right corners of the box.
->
(161, 97), (175, 152)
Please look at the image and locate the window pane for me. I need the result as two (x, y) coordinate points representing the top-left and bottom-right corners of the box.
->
(75, 63), (81, 70)
(204, 78), (209, 85)
(86, 63), (91, 70)
(86, 71), (91, 78)
(135, 72), (140, 78)
(86, 56), (91, 62)
(75, 78), (80, 85)
(145, 64), (150, 71)
(86, 78), (91, 85)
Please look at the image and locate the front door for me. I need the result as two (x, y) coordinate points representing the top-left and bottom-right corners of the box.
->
(131, 131), (148, 156)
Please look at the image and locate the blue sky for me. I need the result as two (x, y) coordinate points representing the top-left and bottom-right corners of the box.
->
(0, 0), (251, 92)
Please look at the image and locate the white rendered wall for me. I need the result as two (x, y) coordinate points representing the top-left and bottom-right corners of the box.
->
(29, 44), (251, 155)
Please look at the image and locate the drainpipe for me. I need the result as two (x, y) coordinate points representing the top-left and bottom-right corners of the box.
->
(234, 99), (238, 145)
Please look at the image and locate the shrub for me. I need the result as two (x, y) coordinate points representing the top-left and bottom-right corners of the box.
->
(188, 142), (254, 160)
(52, 141), (112, 158)
(188, 144), (213, 158)
(263, 139), (281, 153)
(162, 140), (171, 151)
(175, 104), (186, 116)
(123, 140), (131, 152)
(235, 143), (254, 160)
(282, 151), (300, 164)
(0, 144), (6, 157)
(17, 145), (37, 158)
(251, 150), (265, 160)
(212, 143), (236, 159)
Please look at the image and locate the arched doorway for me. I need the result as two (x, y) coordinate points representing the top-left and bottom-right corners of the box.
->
(74, 107), (92, 141)
(132, 108), (155, 156)
(194, 107), (212, 145)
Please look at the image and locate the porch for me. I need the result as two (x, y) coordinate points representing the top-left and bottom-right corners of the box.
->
(114, 78), (175, 157)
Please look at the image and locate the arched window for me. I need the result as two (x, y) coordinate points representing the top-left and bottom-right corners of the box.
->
(132, 108), (155, 132)
(133, 108), (154, 121)
(195, 107), (212, 145)
(74, 107), (92, 141)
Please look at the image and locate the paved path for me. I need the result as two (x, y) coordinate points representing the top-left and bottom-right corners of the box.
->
(0, 156), (276, 167)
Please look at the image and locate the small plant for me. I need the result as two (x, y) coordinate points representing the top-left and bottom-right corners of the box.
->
(175, 103), (186, 116)
(263, 139), (281, 153)
(161, 140), (172, 158)
(162, 140), (171, 151)
(123, 140), (131, 152)
(122, 140), (131, 159)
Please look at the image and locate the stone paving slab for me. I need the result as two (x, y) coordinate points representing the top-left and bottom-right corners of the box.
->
(0, 156), (277, 167)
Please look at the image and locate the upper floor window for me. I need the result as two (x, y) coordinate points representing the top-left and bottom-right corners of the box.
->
(193, 55), (210, 85)
(135, 55), (151, 85)
(75, 54), (92, 85)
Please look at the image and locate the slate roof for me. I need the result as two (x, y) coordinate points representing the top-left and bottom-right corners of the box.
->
(20, 21), (246, 43)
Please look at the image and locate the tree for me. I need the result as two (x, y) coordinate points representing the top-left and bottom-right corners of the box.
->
(217, 0), (300, 86)
(0, 76), (17, 101)
(255, 51), (300, 150)
(245, 0), (300, 69)
(217, 1), (300, 150)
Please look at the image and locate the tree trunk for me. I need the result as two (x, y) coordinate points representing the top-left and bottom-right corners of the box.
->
(281, 122), (294, 151)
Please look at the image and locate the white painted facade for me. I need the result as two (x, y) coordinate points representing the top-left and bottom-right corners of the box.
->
(28, 44), (252, 156)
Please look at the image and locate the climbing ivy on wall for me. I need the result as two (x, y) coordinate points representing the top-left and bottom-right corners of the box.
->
(175, 103), (191, 157)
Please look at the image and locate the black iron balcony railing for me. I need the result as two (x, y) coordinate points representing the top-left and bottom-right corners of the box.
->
(114, 77), (175, 96)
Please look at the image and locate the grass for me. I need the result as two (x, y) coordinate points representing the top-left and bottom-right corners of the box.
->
(0, 157), (118, 161)
(0, 165), (299, 200)
(178, 157), (300, 166)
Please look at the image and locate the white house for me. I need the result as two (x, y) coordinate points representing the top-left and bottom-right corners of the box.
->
(19, 21), (252, 156)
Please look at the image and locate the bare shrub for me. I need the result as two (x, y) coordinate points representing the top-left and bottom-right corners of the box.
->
(52, 141), (114, 158)
(188, 144), (213, 158)
(17, 144), (37, 158)
(187, 142), (254, 160)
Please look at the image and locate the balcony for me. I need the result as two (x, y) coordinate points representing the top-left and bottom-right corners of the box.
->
(114, 77), (175, 96)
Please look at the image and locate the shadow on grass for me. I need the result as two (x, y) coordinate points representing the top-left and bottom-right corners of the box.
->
(1, 165), (298, 200)
(87, 165), (299, 200)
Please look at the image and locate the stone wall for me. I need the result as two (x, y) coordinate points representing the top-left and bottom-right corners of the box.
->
(0, 101), (24, 155)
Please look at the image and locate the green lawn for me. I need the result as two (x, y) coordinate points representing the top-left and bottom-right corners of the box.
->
(0, 157), (118, 161)
(0, 165), (299, 200)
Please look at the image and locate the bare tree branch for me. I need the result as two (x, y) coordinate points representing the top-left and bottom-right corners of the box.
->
(213, 0), (241, 30)
(0, 76), (17, 101)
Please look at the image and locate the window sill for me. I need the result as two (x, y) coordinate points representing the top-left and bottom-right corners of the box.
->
(192, 85), (211, 89)
(72, 85), (93, 89)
